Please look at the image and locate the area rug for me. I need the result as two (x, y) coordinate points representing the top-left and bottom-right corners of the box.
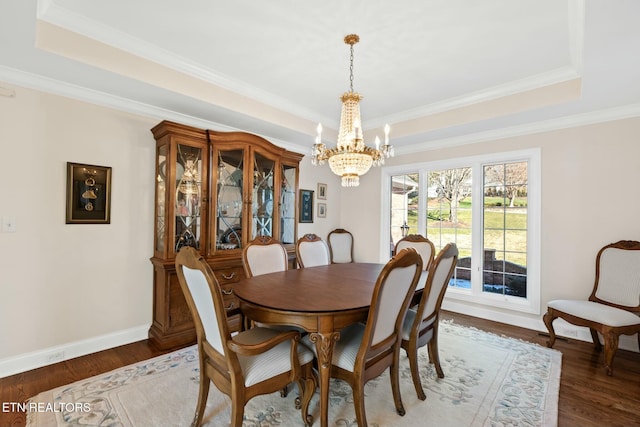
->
(26, 321), (561, 427)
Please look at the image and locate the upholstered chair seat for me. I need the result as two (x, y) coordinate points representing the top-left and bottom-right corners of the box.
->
(547, 300), (640, 327)
(401, 309), (435, 341)
(233, 327), (315, 386)
(327, 323), (366, 371)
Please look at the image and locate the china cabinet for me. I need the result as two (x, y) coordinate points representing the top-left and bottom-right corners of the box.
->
(149, 121), (303, 349)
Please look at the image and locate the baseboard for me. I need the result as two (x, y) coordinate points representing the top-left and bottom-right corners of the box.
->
(443, 299), (546, 331)
(442, 300), (639, 352)
(0, 324), (150, 379)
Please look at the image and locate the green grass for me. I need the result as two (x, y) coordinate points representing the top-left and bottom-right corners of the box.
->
(405, 197), (528, 266)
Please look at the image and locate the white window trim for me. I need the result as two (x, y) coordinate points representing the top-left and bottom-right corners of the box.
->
(380, 148), (541, 315)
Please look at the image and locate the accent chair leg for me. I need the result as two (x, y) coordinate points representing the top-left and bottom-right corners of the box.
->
(542, 309), (558, 348)
(589, 328), (603, 351)
(603, 332), (619, 376)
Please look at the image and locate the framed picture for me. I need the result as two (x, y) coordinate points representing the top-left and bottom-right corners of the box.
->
(317, 202), (327, 218)
(66, 162), (112, 224)
(299, 189), (314, 223)
(317, 182), (327, 200)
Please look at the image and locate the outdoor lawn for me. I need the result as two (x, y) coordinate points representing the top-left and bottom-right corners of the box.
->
(403, 197), (528, 296)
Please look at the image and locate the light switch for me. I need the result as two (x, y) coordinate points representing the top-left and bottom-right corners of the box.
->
(2, 217), (16, 233)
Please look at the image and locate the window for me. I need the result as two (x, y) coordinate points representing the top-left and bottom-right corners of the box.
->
(482, 162), (528, 298)
(389, 174), (419, 255)
(383, 149), (540, 314)
(427, 167), (473, 290)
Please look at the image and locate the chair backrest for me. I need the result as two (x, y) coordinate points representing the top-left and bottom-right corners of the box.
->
(591, 240), (640, 310)
(414, 243), (458, 326)
(242, 236), (288, 278)
(363, 248), (423, 351)
(327, 228), (354, 263)
(175, 246), (229, 355)
(394, 234), (435, 271)
(296, 233), (330, 268)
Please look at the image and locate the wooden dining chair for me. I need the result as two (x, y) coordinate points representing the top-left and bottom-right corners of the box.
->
(296, 233), (330, 268)
(401, 242), (458, 400)
(394, 234), (435, 272)
(175, 246), (316, 427)
(242, 235), (288, 278)
(543, 240), (640, 375)
(306, 248), (422, 426)
(242, 236), (305, 335)
(327, 228), (354, 263)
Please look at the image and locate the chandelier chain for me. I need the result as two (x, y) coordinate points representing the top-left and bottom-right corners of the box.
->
(349, 43), (355, 93)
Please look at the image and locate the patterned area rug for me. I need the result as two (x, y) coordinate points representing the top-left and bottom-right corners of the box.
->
(26, 321), (561, 426)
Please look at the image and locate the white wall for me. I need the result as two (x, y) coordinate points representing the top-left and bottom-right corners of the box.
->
(0, 84), (157, 376)
(0, 82), (341, 377)
(340, 117), (640, 347)
(297, 156), (343, 241)
(2, 81), (639, 377)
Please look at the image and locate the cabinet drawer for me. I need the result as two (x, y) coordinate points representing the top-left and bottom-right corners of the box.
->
(222, 296), (238, 312)
(220, 283), (237, 302)
(213, 267), (244, 285)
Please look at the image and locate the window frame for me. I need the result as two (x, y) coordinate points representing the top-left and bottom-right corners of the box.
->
(381, 148), (541, 315)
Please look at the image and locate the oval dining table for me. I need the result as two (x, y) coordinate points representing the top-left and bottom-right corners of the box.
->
(233, 262), (426, 427)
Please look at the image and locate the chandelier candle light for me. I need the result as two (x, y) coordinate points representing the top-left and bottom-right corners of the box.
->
(311, 34), (394, 187)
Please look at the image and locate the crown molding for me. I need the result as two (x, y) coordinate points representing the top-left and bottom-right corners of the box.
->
(368, 66), (581, 129)
(3, 64), (639, 158)
(0, 65), (306, 154)
(395, 102), (640, 156)
(37, 0), (583, 132)
(35, 0), (325, 126)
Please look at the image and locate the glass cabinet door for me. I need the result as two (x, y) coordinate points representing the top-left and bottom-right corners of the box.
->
(174, 144), (204, 252)
(214, 148), (245, 252)
(251, 151), (276, 239)
(155, 144), (167, 253)
(280, 163), (296, 244)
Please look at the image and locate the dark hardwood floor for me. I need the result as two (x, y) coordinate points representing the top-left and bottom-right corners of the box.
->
(1, 311), (639, 426)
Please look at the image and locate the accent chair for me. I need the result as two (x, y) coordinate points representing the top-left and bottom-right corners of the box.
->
(543, 240), (640, 375)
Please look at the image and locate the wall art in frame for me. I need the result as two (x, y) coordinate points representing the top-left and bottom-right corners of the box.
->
(317, 202), (327, 218)
(299, 189), (314, 223)
(66, 162), (112, 224)
(317, 182), (327, 200)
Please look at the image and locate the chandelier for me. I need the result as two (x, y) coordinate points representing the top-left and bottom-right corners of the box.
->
(311, 34), (394, 187)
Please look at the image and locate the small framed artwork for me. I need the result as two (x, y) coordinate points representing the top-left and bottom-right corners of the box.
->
(317, 202), (327, 218)
(317, 182), (327, 200)
(66, 162), (112, 224)
(299, 189), (314, 223)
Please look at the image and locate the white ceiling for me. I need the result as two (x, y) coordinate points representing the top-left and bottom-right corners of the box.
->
(1, 0), (640, 153)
